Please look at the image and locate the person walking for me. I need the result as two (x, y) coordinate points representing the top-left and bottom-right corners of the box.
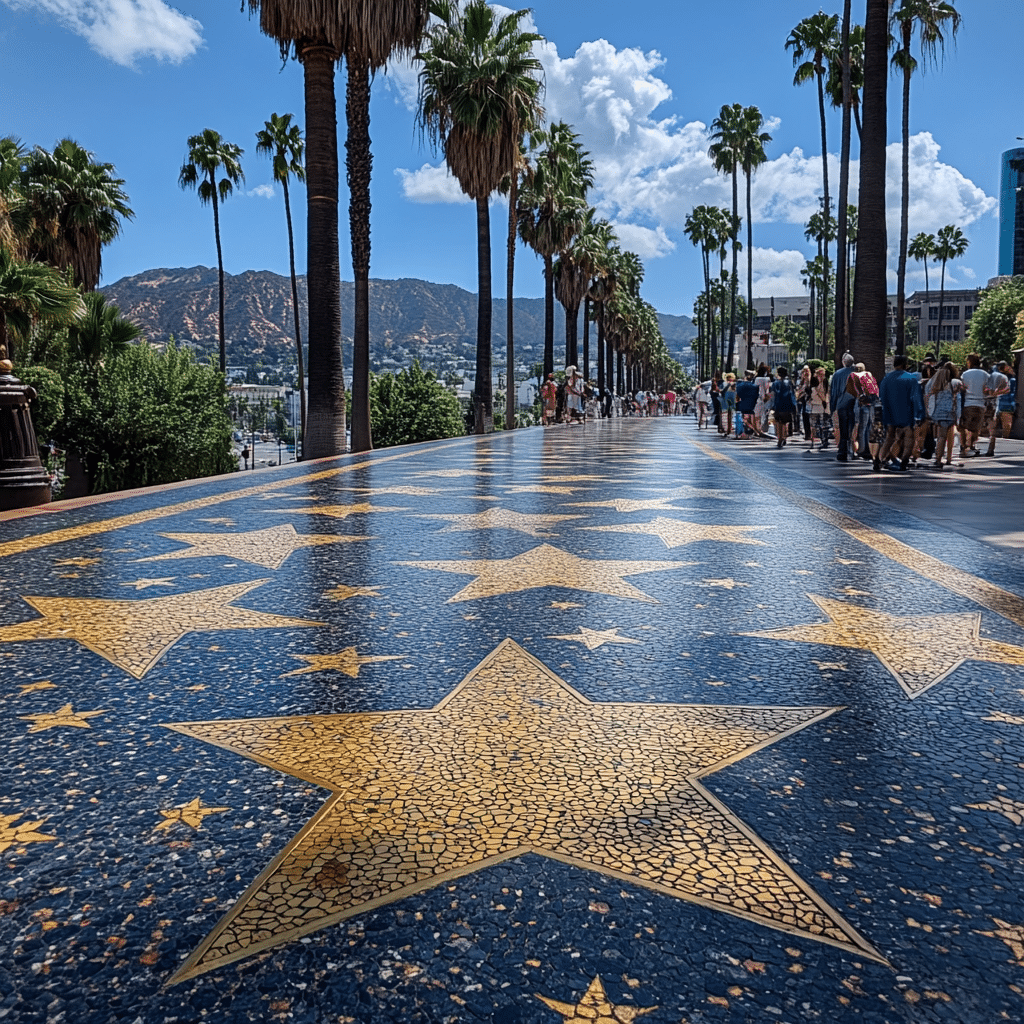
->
(960, 353), (988, 457)
(829, 352), (858, 462)
(926, 361), (963, 471)
(770, 366), (797, 448)
(753, 363), (772, 436)
(721, 374), (737, 436)
(796, 365), (813, 440)
(736, 371), (759, 439)
(695, 381), (710, 428)
(806, 366), (830, 451)
(853, 362), (879, 460)
(540, 373), (558, 426)
(565, 367), (585, 424)
(875, 354), (925, 472)
(709, 376), (723, 433)
(984, 360), (1016, 457)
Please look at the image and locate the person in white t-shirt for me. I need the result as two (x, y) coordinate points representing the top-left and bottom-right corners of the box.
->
(984, 361), (1014, 457)
(959, 353), (989, 456)
(695, 383), (710, 428)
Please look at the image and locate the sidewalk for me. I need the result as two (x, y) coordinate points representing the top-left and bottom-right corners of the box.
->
(1, 417), (1023, 1023)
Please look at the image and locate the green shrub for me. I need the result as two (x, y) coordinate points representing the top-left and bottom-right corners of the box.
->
(370, 362), (465, 448)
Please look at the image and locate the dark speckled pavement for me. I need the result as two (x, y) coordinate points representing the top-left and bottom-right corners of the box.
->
(2, 416), (1023, 1024)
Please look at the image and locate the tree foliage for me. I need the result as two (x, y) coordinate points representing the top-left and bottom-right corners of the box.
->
(967, 278), (1024, 363)
(369, 361), (464, 448)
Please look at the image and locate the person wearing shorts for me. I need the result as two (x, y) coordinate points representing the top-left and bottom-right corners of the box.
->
(769, 366), (797, 448)
(960, 353), (988, 456)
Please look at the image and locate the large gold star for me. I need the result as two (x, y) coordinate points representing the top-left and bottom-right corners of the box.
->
(165, 640), (874, 982)
(267, 503), (407, 520)
(280, 648), (402, 679)
(570, 497), (691, 514)
(0, 581), (321, 679)
(537, 976), (656, 1023)
(18, 703), (108, 733)
(136, 524), (367, 570)
(399, 544), (688, 604)
(155, 797), (230, 833)
(0, 811), (57, 854)
(742, 596), (1024, 698)
(584, 517), (773, 549)
(417, 508), (585, 537)
(349, 485), (441, 496)
(548, 627), (641, 650)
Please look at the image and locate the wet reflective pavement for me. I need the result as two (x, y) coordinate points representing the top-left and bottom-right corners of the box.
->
(1, 418), (1023, 1023)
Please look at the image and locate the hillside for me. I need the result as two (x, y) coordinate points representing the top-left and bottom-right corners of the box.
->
(100, 267), (696, 373)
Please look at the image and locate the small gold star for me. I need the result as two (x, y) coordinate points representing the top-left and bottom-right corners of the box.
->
(18, 681), (56, 695)
(155, 798), (229, 833)
(537, 975), (656, 1023)
(976, 918), (1024, 964)
(197, 518), (236, 526)
(281, 648), (402, 679)
(55, 557), (100, 567)
(538, 475), (613, 483)
(19, 703), (108, 733)
(812, 661), (848, 672)
(503, 484), (582, 495)
(835, 558), (862, 565)
(0, 811), (57, 854)
(417, 508), (585, 537)
(585, 517), (772, 550)
(548, 627), (642, 651)
(550, 602), (583, 610)
(186, 685), (206, 692)
(268, 503), (407, 520)
(569, 497), (687, 513)
(121, 577), (176, 591)
(697, 578), (749, 590)
(413, 468), (483, 479)
(324, 584), (383, 602)
(137, 524), (368, 570)
(839, 587), (871, 596)
(400, 544), (690, 604)
(350, 485), (441, 496)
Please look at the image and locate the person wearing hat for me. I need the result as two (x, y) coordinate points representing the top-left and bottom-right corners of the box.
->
(540, 372), (558, 426)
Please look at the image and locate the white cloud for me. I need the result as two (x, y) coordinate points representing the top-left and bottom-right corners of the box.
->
(396, 163), (471, 205)
(4, 0), (203, 67)
(611, 222), (675, 259)
(246, 184), (275, 199)
(748, 247), (812, 300)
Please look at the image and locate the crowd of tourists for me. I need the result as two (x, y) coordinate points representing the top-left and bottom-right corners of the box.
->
(539, 368), (691, 425)
(692, 352), (1018, 471)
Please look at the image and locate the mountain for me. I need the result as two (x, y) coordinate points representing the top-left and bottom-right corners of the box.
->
(100, 267), (696, 374)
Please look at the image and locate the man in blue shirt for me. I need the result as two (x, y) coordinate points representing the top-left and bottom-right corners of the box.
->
(829, 352), (857, 462)
(874, 354), (925, 472)
(735, 372), (760, 439)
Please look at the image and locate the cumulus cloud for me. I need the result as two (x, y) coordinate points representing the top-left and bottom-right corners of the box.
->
(610, 223), (675, 259)
(246, 184), (275, 200)
(396, 163), (471, 205)
(4, 0), (203, 67)
(747, 247), (813, 301)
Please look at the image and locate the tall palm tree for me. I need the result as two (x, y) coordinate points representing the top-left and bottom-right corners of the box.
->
(826, 23), (865, 140)
(554, 209), (605, 372)
(178, 129), (244, 375)
(417, 0), (543, 434)
(737, 106), (772, 370)
(787, 12), (840, 359)
(804, 207), (835, 357)
(586, 222), (619, 394)
(256, 112), (308, 451)
(933, 223), (969, 348)
(517, 122), (591, 377)
(832, 0), (855, 363)
(684, 205), (730, 377)
(850, 0), (889, 380)
(244, 3), (348, 458)
(908, 230), (935, 310)
(21, 138), (134, 292)
(891, 0), (962, 356)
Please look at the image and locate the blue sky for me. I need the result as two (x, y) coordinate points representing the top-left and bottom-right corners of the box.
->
(1, 0), (1018, 317)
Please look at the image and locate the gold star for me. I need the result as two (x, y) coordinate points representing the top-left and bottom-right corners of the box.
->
(18, 681), (56, 695)
(186, 685), (206, 692)
(350, 485), (441, 496)
(155, 797), (229, 833)
(0, 580), (322, 679)
(120, 577), (176, 591)
(323, 584), (383, 602)
(281, 647), (402, 679)
(977, 919), (1024, 964)
(835, 558), (862, 566)
(697, 578), (749, 590)
(267, 503), (407, 520)
(538, 475), (614, 483)
(537, 976), (656, 1024)
(54, 557), (100, 567)
(413, 468), (483, 479)
(503, 484), (582, 495)
(548, 627), (642, 650)
(584, 517), (772, 549)
(550, 601), (583, 610)
(984, 711), (1024, 725)
(839, 587), (871, 596)
(399, 544), (690, 604)
(417, 508), (585, 537)
(742, 596), (1024, 698)
(812, 660), (848, 672)
(569, 496), (687, 513)
(0, 811), (57, 854)
(19, 703), (108, 733)
(967, 796), (1024, 825)
(137, 524), (367, 570)
(197, 517), (236, 526)
(642, 485), (736, 502)
(165, 640), (873, 982)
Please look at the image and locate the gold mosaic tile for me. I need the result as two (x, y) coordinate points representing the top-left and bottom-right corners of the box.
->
(399, 544), (688, 604)
(280, 648), (402, 680)
(584, 517), (772, 549)
(571, 497), (692, 514)
(0, 581), (321, 679)
(0, 811), (57, 854)
(18, 703), (108, 733)
(137, 523), (368, 571)
(742, 595), (1024, 698)
(537, 975), (656, 1022)
(165, 640), (874, 981)
(416, 508), (585, 537)
(155, 798), (230, 832)
(548, 627), (641, 651)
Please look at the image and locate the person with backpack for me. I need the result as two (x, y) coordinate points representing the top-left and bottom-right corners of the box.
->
(984, 360), (1016, 457)
(926, 361), (964, 471)
(770, 366), (797, 448)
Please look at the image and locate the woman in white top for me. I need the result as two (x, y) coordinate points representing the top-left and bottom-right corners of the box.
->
(806, 366), (830, 451)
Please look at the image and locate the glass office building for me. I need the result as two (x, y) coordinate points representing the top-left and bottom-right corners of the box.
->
(999, 148), (1024, 276)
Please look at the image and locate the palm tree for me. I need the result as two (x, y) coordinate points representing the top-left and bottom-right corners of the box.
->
(67, 291), (144, 365)
(20, 138), (134, 292)
(908, 230), (935, 305)
(933, 223), (969, 348)
(787, 12), (840, 358)
(417, 0), (544, 433)
(832, 0), (855, 363)
(0, 137), (28, 259)
(243, 3), (347, 458)
(256, 112), (308, 453)
(891, 0), (962, 356)
(517, 122), (591, 377)
(178, 129), (245, 375)
(804, 207), (836, 357)
(684, 205), (730, 376)
(554, 209), (605, 374)
(826, 23), (865, 140)
(737, 107), (772, 370)
(850, 0), (890, 380)
(586, 222), (619, 394)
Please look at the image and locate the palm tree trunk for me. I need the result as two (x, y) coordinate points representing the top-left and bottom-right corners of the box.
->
(727, 167), (738, 372)
(300, 41), (347, 458)
(895, 25), (912, 356)
(582, 295), (590, 384)
(281, 179), (306, 455)
(506, 176), (516, 431)
(210, 173), (226, 375)
(346, 52), (373, 453)
(566, 301), (580, 369)
(816, 69), (831, 358)
(937, 259), (946, 346)
(835, 0), (852, 364)
(809, 280), (816, 360)
(474, 194), (493, 434)
(850, 0), (889, 381)
(543, 252), (554, 377)
(745, 168), (754, 371)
